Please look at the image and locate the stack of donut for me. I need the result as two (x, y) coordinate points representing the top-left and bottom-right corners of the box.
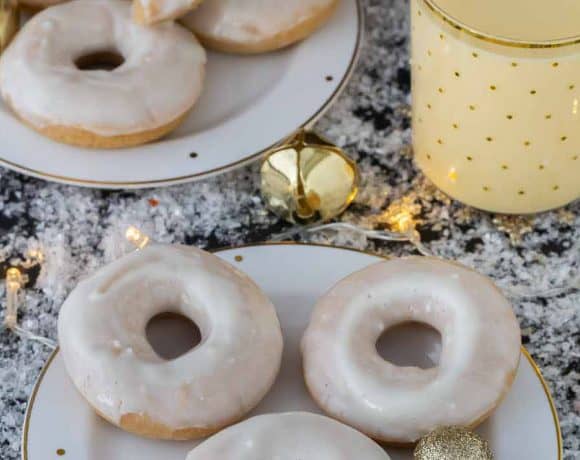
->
(57, 244), (521, 458)
(0, 0), (339, 148)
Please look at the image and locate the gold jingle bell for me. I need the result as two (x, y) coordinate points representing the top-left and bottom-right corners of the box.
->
(414, 427), (494, 460)
(260, 130), (359, 224)
(0, 0), (18, 54)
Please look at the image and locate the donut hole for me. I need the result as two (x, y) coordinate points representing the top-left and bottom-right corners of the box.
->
(74, 49), (125, 71)
(145, 312), (202, 360)
(376, 322), (442, 370)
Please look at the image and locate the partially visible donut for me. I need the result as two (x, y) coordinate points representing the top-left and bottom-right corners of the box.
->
(186, 412), (391, 459)
(57, 244), (283, 440)
(181, 0), (339, 54)
(133, 0), (204, 26)
(301, 257), (521, 444)
(0, 0), (206, 148)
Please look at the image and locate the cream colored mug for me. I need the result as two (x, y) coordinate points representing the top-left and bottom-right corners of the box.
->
(411, 0), (580, 214)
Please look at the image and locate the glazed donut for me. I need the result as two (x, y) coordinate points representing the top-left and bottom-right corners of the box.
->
(57, 244), (283, 440)
(0, 0), (205, 149)
(181, 0), (339, 54)
(301, 257), (521, 444)
(133, 0), (204, 26)
(186, 412), (391, 459)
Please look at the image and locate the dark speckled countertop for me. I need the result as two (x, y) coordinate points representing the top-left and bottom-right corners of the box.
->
(0, 0), (578, 458)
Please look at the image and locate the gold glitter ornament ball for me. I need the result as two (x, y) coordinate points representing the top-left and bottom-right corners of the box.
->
(414, 427), (494, 460)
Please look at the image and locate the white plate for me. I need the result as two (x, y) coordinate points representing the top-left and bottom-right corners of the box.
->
(0, 2), (362, 189)
(22, 244), (563, 460)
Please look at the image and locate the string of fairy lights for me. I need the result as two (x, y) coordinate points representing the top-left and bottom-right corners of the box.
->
(0, 226), (151, 349)
(2, 209), (578, 350)
(274, 221), (580, 300)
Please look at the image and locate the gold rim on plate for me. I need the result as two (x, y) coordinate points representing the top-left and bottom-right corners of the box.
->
(0, 1), (363, 188)
(422, 0), (580, 49)
(21, 242), (563, 459)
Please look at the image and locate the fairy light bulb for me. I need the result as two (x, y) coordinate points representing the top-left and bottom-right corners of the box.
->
(27, 248), (44, 264)
(5, 267), (23, 329)
(392, 210), (415, 234)
(379, 196), (421, 236)
(125, 226), (150, 250)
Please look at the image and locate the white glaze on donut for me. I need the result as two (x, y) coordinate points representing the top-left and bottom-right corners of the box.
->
(57, 244), (283, 432)
(0, 0), (205, 137)
(133, 0), (204, 25)
(301, 257), (521, 443)
(186, 412), (391, 459)
(181, 0), (337, 49)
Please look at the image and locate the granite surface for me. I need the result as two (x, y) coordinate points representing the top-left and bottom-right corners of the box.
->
(0, 0), (579, 458)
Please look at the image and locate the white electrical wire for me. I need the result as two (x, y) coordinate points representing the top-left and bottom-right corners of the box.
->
(272, 222), (580, 300)
(272, 222), (431, 255)
(11, 325), (57, 349)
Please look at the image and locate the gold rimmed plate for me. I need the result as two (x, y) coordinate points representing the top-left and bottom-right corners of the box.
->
(22, 243), (562, 459)
(0, 0), (362, 188)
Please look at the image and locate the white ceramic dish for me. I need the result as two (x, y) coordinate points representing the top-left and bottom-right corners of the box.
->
(22, 243), (563, 459)
(0, 1), (361, 188)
